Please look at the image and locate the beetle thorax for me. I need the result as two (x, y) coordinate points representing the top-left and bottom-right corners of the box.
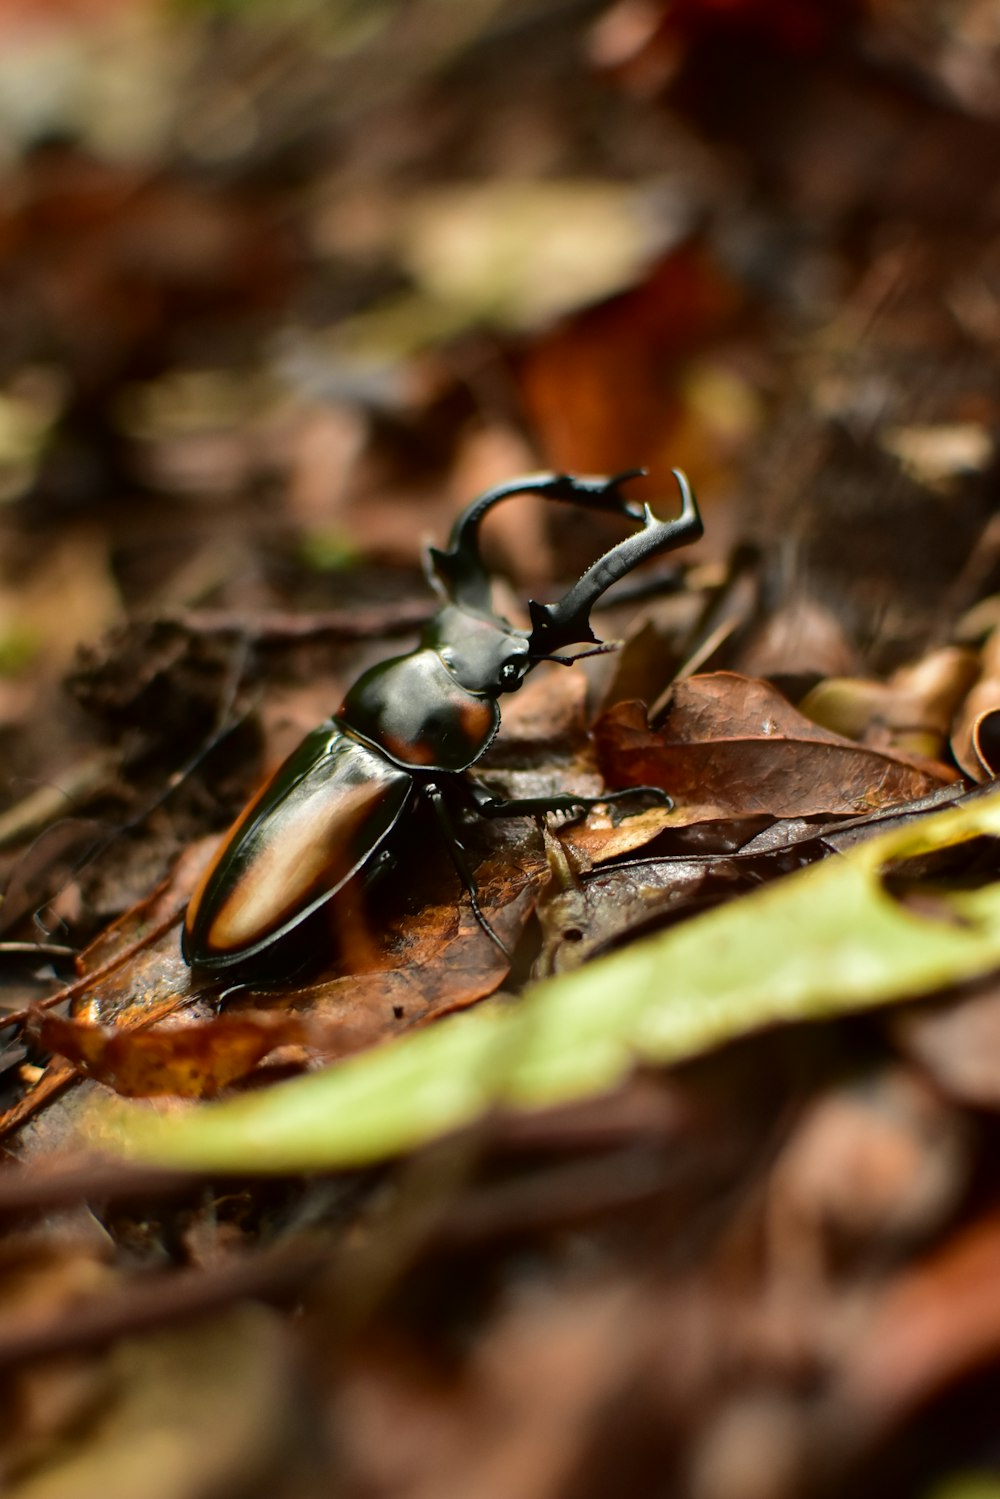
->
(337, 652), (495, 773)
(337, 607), (530, 773)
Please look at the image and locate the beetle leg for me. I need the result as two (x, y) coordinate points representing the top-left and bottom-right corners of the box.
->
(466, 782), (673, 818)
(424, 783), (513, 961)
(363, 846), (397, 885)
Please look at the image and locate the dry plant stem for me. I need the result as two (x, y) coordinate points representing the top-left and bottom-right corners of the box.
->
(168, 599), (434, 643)
(0, 1157), (198, 1216)
(649, 549), (760, 717)
(0, 902), (186, 1034)
(0, 1240), (328, 1370)
(935, 512), (1000, 644)
(670, 615), (744, 686)
(0, 941), (76, 957)
(0, 752), (118, 849)
(0, 1061), (80, 1141)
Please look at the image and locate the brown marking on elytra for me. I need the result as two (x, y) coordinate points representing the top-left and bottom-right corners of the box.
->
(203, 781), (395, 953)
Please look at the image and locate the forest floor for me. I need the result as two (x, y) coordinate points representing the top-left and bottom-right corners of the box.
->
(2, 4), (1000, 1497)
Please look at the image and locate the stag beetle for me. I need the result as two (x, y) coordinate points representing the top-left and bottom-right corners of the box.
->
(182, 469), (702, 980)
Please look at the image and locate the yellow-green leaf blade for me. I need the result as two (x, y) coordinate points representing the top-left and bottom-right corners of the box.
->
(101, 789), (1000, 1172)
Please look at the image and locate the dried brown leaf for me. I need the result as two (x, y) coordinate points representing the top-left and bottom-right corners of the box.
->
(595, 674), (958, 818)
(515, 243), (742, 478)
(801, 646), (978, 762)
(262, 864), (545, 1039)
(21, 823), (554, 1104)
(34, 1012), (307, 1099)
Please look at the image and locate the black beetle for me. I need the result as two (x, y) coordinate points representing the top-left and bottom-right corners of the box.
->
(182, 468), (702, 980)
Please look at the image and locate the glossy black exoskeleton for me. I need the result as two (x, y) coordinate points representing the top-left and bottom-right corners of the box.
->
(183, 469), (702, 980)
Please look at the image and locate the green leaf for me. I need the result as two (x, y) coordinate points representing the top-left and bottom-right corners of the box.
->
(923, 1477), (1000, 1499)
(102, 789), (1000, 1173)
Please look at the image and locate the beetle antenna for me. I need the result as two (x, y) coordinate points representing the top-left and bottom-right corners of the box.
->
(537, 640), (623, 666)
(527, 470), (702, 656)
(426, 470), (647, 614)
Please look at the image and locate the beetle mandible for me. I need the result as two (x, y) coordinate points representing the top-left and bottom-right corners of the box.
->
(182, 468), (702, 980)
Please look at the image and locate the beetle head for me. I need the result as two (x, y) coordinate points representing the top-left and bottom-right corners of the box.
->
(426, 469), (702, 672)
(423, 605), (531, 697)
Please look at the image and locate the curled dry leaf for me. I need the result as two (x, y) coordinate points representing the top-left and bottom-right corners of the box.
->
(565, 801), (682, 862)
(595, 673), (958, 819)
(952, 627), (1000, 781)
(34, 1011), (309, 1099)
(800, 646), (979, 763)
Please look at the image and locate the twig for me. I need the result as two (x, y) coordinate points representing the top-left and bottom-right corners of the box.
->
(0, 1240), (328, 1370)
(0, 902), (187, 1141)
(163, 599), (433, 644)
(0, 753), (118, 850)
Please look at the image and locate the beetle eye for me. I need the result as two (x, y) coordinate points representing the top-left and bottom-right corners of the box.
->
(499, 661), (522, 685)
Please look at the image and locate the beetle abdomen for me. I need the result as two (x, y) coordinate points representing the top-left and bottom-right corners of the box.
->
(183, 722), (413, 974)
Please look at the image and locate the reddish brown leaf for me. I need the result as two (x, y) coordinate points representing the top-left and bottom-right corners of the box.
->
(259, 865), (546, 1040)
(515, 243), (742, 478)
(594, 674), (958, 819)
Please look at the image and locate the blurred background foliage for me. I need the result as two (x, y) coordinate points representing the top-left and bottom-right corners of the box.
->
(4, 11), (1000, 1499)
(0, 0), (998, 848)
